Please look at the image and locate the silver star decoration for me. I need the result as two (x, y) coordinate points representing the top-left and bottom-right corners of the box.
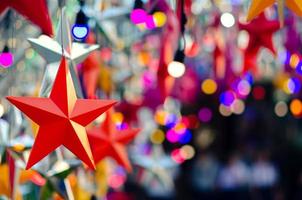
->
(131, 145), (178, 196)
(27, 7), (99, 97)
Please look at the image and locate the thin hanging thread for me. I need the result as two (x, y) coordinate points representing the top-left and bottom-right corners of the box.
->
(180, 0), (186, 51)
(9, 11), (16, 96)
(60, 7), (65, 57)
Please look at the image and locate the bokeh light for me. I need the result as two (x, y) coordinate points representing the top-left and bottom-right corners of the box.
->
(274, 101), (288, 117)
(0, 103), (4, 118)
(153, 12), (167, 27)
(219, 103), (232, 117)
(198, 107), (213, 122)
(237, 79), (251, 96)
(150, 129), (165, 144)
(290, 99), (302, 117)
(72, 24), (89, 40)
(168, 61), (186, 78)
(201, 79), (217, 95)
(166, 129), (179, 143)
(178, 130), (192, 144)
(289, 54), (300, 69)
(252, 86), (265, 100)
(196, 129), (215, 149)
(220, 12), (235, 28)
(180, 145), (195, 160)
(171, 149), (185, 164)
(0, 52), (14, 68)
(108, 167), (127, 189)
(283, 78), (301, 94)
(154, 110), (168, 125)
(231, 99), (245, 115)
(220, 91), (236, 106)
(295, 62), (302, 75)
(130, 9), (147, 24)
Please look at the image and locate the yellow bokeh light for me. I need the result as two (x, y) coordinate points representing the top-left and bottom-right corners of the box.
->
(12, 143), (25, 152)
(150, 129), (165, 144)
(138, 51), (150, 66)
(289, 54), (300, 69)
(153, 12), (167, 27)
(290, 99), (302, 116)
(201, 79), (217, 95)
(154, 110), (168, 125)
(112, 112), (124, 124)
(174, 122), (186, 133)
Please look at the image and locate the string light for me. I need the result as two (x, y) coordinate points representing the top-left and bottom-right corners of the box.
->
(153, 12), (167, 27)
(168, 62), (185, 78)
(0, 45), (14, 68)
(220, 12), (235, 28)
(0, 103), (4, 118)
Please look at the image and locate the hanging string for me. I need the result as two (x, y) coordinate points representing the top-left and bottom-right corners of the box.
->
(179, 0), (187, 51)
(60, 6), (65, 57)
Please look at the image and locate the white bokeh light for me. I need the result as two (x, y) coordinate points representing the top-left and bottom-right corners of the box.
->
(220, 12), (235, 28)
(0, 103), (4, 118)
(168, 61), (186, 78)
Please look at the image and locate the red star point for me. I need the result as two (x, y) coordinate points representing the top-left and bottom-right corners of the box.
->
(0, 0), (53, 36)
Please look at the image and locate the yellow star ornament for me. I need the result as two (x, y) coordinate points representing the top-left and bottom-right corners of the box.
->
(247, 0), (302, 26)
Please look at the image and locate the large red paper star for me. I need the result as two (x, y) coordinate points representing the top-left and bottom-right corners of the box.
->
(0, 0), (53, 36)
(239, 13), (279, 76)
(6, 58), (116, 169)
(88, 110), (140, 172)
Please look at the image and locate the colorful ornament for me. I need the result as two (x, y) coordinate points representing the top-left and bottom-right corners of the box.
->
(239, 13), (279, 76)
(6, 58), (116, 169)
(88, 110), (140, 172)
(246, 0), (302, 26)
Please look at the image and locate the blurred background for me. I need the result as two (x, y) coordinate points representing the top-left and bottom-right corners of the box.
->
(1, 0), (302, 199)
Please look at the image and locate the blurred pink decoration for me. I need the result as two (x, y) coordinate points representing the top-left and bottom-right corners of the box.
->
(145, 15), (156, 29)
(0, 52), (14, 68)
(130, 9), (147, 24)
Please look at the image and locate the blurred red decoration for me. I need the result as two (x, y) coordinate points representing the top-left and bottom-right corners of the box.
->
(239, 13), (279, 76)
(0, 0), (53, 36)
(88, 110), (140, 172)
(252, 85), (266, 100)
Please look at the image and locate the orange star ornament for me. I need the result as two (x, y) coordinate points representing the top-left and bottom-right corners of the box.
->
(88, 110), (140, 172)
(247, 0), (302, 26)
(6, 58), (117, 170)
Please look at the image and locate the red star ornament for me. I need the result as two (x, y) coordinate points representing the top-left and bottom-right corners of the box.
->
(239, 13), (279, 76)
(88, 110), (140, 172)
(6, 58), (117, 170)
(0, 0), (53, 36)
